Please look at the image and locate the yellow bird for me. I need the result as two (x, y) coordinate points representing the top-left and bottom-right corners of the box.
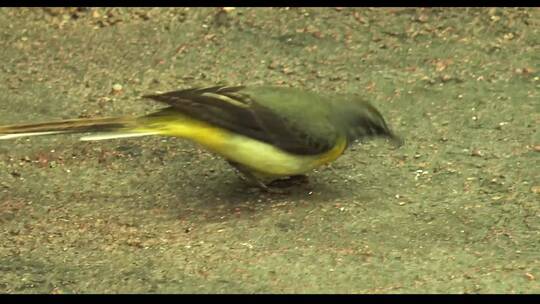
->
(0, 85), (402, 191)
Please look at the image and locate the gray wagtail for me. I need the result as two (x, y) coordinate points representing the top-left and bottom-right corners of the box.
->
(0, 85), (403, 191)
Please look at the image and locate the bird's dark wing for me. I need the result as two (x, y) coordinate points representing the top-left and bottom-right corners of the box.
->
(142, 86), (336, 155)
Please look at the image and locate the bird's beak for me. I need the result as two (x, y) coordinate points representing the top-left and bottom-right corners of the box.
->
(388, 132), (404, 148)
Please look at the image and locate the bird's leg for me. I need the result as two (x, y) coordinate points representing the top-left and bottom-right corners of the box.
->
(227, 161), (286, 194)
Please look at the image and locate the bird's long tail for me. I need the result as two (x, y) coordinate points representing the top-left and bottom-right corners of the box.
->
(0, 116), (160, 141)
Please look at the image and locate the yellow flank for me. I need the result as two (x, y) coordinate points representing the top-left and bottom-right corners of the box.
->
(136, 114), (347, 176)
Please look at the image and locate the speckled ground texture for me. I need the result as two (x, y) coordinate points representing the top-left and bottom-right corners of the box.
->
(0, 8), (538, 293)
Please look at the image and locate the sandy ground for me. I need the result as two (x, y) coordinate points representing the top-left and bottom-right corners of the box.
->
(0, 8), (538, 293)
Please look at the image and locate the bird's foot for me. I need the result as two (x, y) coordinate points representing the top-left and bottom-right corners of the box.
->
(268, 175), (309, 188)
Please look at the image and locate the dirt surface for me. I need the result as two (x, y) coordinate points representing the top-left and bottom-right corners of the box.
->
(0, 8), (538, 293)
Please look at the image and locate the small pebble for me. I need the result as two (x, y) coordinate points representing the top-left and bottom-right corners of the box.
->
(418, 14), (428, 23)
(503, 33), (514, 40)
(112, 83), (123, 92)
(471, 148), (483, 157)
(496, 122), (509, 130)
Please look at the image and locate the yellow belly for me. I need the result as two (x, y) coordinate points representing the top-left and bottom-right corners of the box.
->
(137, 114), (347, 176)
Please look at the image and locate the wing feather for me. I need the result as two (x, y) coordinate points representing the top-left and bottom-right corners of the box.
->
(142, 86), (335, 155)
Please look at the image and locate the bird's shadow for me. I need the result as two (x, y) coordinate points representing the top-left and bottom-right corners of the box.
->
(159, 170), (353, 222)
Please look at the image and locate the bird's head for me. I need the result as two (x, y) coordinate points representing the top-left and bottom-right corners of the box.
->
(340, 99), (403, 147)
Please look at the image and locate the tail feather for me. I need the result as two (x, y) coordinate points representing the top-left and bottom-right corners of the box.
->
(80, 132), (159, 141)
(0, 116), (139, 140)
(0, 131), (69, 140)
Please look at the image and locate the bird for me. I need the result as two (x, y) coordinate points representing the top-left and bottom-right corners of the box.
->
(0, 85), (403, 192)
